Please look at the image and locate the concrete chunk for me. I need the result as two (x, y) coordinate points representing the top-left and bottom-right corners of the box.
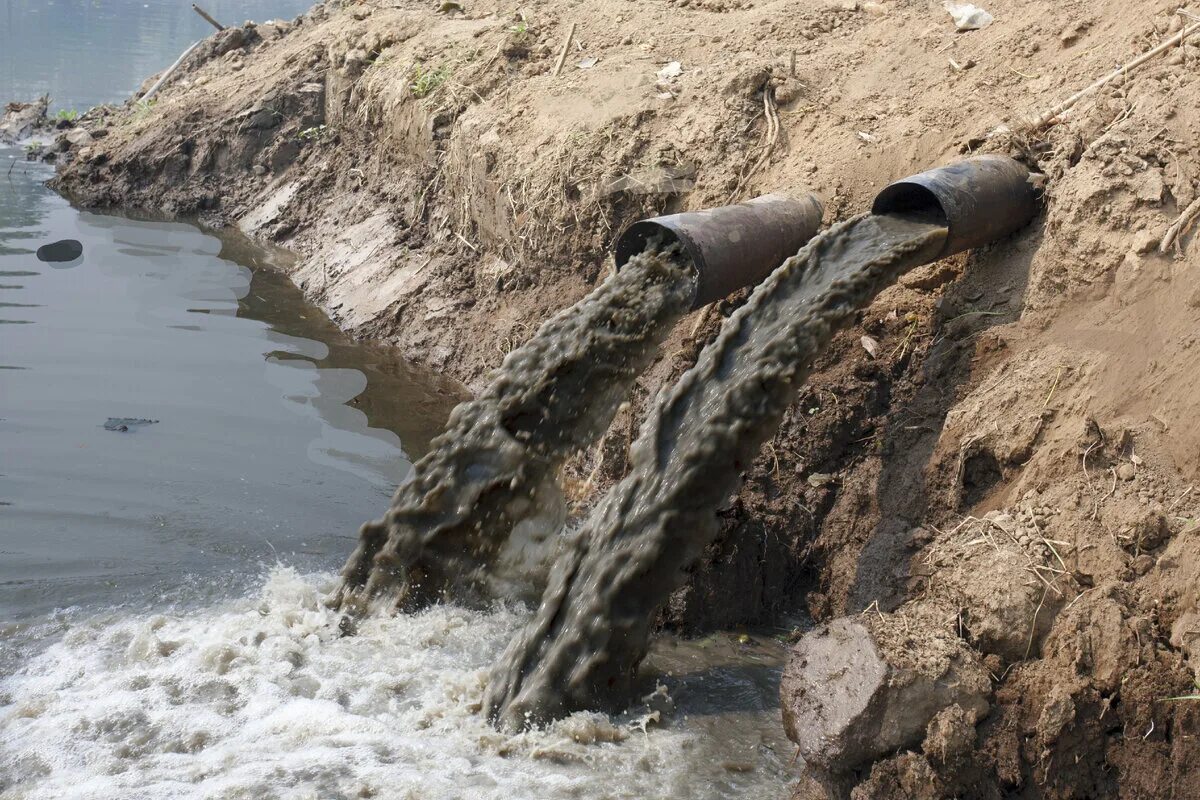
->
(781, 612), (990, 774)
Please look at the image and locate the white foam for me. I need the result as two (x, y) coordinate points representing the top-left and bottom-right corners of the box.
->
(0, 568), (789, 799)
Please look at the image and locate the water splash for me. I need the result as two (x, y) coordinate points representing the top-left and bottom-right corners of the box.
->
(0, 568), (789, 800)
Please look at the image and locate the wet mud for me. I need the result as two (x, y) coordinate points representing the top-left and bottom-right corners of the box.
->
(336, 247), (696, 614)
(483, 214), (948, 729)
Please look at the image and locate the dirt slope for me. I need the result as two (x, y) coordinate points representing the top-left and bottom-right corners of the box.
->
(46, 0), (1200, 796)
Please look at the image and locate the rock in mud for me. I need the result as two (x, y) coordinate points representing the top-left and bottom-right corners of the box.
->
(56, 128), (94, 151)
(1, 97), (49, 143)
(921, 703), (979, 764)
(1102, 499), (1169, 552)
(780, 612), (990, 775)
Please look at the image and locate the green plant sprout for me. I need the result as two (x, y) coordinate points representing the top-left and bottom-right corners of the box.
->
(297, 124), (329, 142)
(409, 64), (450, 99)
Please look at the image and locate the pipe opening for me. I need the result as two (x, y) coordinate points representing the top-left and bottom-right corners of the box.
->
(870, 183), (949, 228)
(613, 222), (687, 270)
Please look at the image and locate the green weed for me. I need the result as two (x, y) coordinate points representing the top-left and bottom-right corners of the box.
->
(409, 63), (450, 99)
(54, 109), (80, 122)
(132, 99), (157, 122)
(297, 124), (329, 142)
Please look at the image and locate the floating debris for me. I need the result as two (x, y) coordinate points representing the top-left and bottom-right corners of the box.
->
(103, 417), (159, 432)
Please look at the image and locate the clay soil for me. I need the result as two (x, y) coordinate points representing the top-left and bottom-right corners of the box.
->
(41, 0), (1200, 796)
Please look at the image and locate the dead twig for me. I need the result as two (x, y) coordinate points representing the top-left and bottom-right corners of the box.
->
(1026, 20), (1200, 130)
(553, 22), (577, 77)
(1043, 366), (1065, 408)
(453, 231), (478, 252)
(142, 40), (203, 102)
(1168, 485), (1195, 511)
(1023, 585), (1050, 661)
(1081, 439), (1102, 520)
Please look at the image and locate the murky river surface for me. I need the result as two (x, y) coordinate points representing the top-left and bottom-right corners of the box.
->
(2, 0), (317, 112)
(0, 154), (457, 620)
(0, 3), (794, 797)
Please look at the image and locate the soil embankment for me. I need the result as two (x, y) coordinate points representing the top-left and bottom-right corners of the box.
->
(45, 0), (1200, 796)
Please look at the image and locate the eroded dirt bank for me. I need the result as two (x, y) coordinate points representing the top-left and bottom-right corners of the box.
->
(45, 0), (1200, 796)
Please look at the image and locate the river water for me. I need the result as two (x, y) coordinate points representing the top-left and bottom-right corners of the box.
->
(0, 153), (458, 621)
(0, 3), (794, 798)
(1, 0), (316, 112)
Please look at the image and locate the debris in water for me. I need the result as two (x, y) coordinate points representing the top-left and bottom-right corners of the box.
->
(103, 417), (159, 432)
(629, 710), (662, 734)
(943, 1), (994, 31)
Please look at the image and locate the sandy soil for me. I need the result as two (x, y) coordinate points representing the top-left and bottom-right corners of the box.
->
(37, 0), (1200, 796)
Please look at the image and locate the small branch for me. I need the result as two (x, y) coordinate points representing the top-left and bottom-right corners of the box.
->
(553, 22), (577, 77)
(1026, 21), (1200, 131)
(192, 3), (225, 31)
(141, 40), (203, 103)
(1159, 196), (1200, 253)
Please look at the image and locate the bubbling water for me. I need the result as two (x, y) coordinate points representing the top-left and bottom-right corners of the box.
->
(0, 568), (790, 800)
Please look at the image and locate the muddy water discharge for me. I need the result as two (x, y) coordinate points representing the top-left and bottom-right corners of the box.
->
(337, 248), (696, 613)
(0, 158), (790, 798)
(485, 213), (948, 729)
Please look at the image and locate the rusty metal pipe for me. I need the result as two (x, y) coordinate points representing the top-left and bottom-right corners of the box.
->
(613, 193), (824, 309)
(871, 155), (1041, 259)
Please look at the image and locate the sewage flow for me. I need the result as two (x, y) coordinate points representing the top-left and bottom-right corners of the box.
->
(336, 245), (697, 614)
(483, 213), (948, 728)
(0, 156), (791, 799)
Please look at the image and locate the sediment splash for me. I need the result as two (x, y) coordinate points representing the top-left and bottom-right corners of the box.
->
(0, 568), (790, 800)
(484, 213), (948, 729)
(337, 247), (696, 613)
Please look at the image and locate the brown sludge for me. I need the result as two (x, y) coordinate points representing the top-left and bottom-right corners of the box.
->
(484, 213), (948, 730)
(335, 245), (697, 614)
